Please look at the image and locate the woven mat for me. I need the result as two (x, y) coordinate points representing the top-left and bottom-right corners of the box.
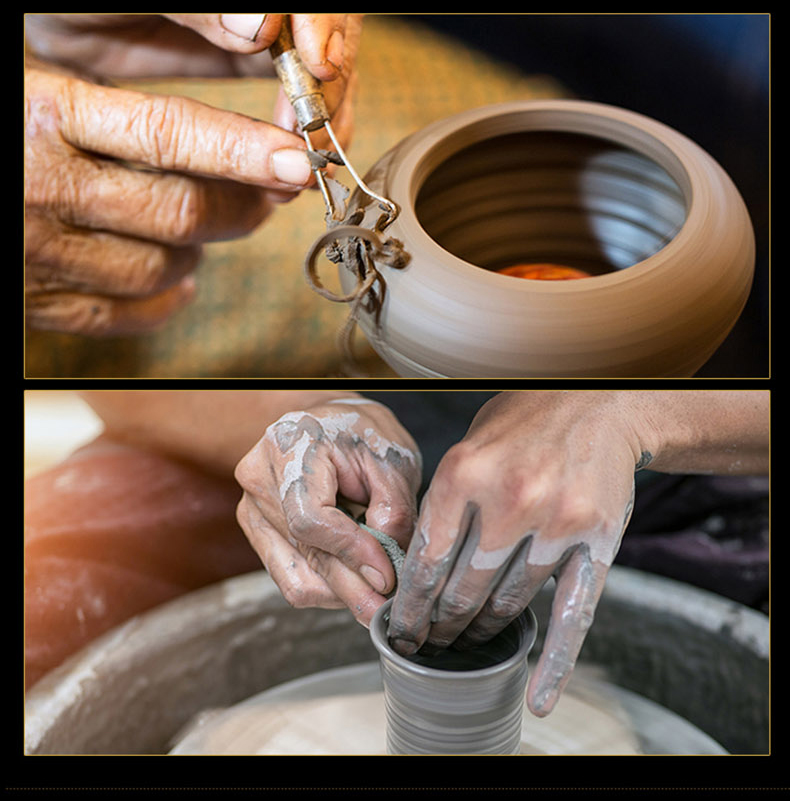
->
(25, 15), (567, 378)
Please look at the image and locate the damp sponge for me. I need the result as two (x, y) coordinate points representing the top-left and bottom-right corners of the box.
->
(358, 522), (406, 593)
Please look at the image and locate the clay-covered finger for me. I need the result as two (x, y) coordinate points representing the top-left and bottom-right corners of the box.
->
(284, 480), (398, 597)
(420, 503), (515, 649)
(387, 492), (471, 655)
(25, 212), (201, 296)
(350, 426), (420, 551)
(297, 543), (389, 627)
(236, 493), (343, 611)
(265, 418), (396, 594)
(526, 546), (609, 717)
(362, 467), (418, 553)
(453, 540), (555, 650)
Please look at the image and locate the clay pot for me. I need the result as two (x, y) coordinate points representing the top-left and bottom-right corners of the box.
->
(333, 100), (755, 377)
(369, 599), (537, 754)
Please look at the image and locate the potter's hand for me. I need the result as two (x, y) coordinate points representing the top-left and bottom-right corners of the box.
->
(388, 391), (642, 717)
(24, 14), (361, 151)
(235, 397), (422, 626)
(24, 55), (318, 335)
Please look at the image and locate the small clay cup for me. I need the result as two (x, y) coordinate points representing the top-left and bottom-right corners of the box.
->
(370, 599), (537, 754)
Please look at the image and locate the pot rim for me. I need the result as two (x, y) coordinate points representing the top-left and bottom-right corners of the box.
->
(384, 98), (709, 291)
(369, 598), (538, 680)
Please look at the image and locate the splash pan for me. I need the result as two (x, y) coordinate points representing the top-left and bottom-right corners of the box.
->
(24, 566), (768, 755)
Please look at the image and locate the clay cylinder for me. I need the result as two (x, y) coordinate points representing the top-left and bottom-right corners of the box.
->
(370, 599), (537, 754)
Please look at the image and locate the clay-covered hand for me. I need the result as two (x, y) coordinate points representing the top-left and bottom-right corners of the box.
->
(24, 14), (361, 150)
(388, 391), (643, 717)
(235, 397), (422, 627)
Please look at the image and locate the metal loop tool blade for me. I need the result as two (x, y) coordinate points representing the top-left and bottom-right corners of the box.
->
(270, 16), (398, 226)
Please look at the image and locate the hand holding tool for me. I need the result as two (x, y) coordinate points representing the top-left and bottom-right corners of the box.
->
(270, 16), (398, 224)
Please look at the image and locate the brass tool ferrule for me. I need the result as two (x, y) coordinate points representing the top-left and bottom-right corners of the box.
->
(269, 19), (329, 132)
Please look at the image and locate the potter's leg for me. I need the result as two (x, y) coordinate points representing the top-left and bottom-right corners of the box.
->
(24, 436), (260, 690)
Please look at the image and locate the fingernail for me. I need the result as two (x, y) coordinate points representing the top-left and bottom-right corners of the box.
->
(221, 14), (266, 42)
(389, 637), (418, 656)
(360, 565), (387, 593)
(271, 148), (312, 185)
(326, 29), (345, 71)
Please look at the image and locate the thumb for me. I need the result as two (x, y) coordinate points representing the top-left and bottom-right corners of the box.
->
(164, 14), (284, 53)
(57, 76), (314, 190)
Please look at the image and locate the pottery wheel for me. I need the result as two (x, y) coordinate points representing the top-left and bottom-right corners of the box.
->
(169, 662), (726, 755)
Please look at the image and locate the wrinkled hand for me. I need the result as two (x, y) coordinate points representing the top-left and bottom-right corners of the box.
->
(24, 14), (361, 335)
(388, 391), (643, 717)
(24, 14), (361, 148)
(235, 397), (422, 626)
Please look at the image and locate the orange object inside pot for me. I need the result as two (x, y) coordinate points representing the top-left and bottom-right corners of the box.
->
(496, 263), (591, 280)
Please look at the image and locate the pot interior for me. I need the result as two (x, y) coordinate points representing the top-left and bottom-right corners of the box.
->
(414, 130), (687, 276)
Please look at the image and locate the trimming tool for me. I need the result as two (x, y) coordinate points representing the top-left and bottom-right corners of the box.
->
(269, 16), (398, 226)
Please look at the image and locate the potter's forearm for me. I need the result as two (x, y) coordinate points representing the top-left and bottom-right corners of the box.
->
(79, 390), (361, 477)
(619, 390), (769, 475)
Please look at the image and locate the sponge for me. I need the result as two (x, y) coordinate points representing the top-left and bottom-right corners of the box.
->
(358, 522), (406, 594)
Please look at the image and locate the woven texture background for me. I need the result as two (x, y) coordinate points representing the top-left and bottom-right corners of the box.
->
(25, 15), (567, 378)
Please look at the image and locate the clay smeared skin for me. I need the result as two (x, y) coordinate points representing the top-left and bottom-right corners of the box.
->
(235, 398), (422, 627)
(389, 493), (633, 716)
(635, 450), (654, 470)
(388, 389), (769, 718)
(388, 391), (639, 717)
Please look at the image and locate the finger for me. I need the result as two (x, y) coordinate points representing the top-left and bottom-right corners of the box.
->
(285, 480), (398, 597)
(454, 543), (554, 649)
(290, 14), (348, 81)
(526, 546), (609, 717)
(30, 154), (274, 246)
(56, 76), (314, 190)
(298, 543), (388, 627)
(271, 15), (357, 138)
(236, 493), (343, 610)
(26, 278), (196, 336)
(421, 504), (514, 650)
(164, 14), (284, 54)
(387, 493), (472, 655)
(25, 15), (260, 79)
(25, 212), (201, 295)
